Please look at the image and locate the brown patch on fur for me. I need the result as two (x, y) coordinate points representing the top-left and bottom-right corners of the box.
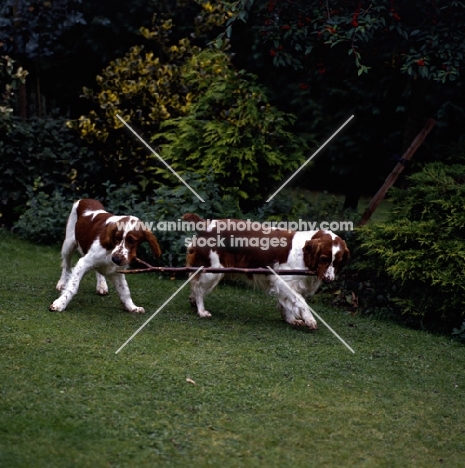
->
(74, 199), (161, 260)
(184, 214), (295, 270)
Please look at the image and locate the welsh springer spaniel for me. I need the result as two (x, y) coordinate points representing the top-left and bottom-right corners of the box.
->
(50, 199), (161, 313)
(183, 213), (349, 329)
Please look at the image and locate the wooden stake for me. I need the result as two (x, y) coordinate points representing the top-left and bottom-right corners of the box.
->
(359, 118), (436, 226)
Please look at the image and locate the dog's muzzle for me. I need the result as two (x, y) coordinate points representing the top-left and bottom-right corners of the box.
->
(111, 255), (124, 266)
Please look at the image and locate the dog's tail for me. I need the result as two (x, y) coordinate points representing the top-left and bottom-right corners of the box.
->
(65, 200), (81, 240)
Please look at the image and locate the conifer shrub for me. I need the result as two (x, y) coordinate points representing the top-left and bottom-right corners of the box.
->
(358, 150), (465, 331)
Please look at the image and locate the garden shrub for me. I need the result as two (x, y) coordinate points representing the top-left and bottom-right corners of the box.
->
(0, 116), (99, 226)
(0, 55), (28, 130)
(71, 13), (310, 211)
(256, 190), (358, 229)
(14, 188), (74, 244)
(358, 152), (465, 331)
(68, 16), (206, 195)
(151, 49), (309, 211)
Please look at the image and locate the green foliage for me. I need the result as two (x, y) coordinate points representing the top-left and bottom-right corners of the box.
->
(220, 0), (465, 83)
(69, 15), (208, 191)
(212, 0), (465, 199)
(14, 189), (73, 244)
(358, 152), (465, 330)
(152, 49), (308, 210)
(0, 55), (27, 130)
(256, 189), (358, 232)
(0, 0), (86, 59)
(0, 116), (98, 226)
(71, 7), (309, 207)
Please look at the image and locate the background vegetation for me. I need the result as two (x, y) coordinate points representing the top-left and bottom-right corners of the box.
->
(356, 145), (465, 332)
(1, 1), (465, 333)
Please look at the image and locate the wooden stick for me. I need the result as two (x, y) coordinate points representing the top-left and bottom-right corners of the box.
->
(121, 259), (317, 276)
(359, 118), (436, 226)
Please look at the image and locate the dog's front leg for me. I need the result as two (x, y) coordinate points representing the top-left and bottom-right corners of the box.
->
(271, 278), (318, 329)
(109, 273), (145, 314)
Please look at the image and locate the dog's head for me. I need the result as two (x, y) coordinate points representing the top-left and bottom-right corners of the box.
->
(101, 217), (161, 267)
(302, 230), (350, 283)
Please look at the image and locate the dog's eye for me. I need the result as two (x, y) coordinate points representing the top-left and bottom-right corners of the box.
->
(126, 236), (135, 245)
(114, 231), (123, 242)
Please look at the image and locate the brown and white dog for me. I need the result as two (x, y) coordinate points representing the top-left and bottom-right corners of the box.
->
(183, 213), (349, 329)
(50, 199), (161, 313)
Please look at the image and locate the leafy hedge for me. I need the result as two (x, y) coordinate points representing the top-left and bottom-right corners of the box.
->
(358, 151), (465, 331)
(0, 116), (101, 227)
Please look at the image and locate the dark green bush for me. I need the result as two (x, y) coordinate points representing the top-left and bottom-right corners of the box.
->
(14, 189), (73, 244)
(358, 152), (465, 331)
(0, 116), (100, 226)
(256, 190), (358, 229)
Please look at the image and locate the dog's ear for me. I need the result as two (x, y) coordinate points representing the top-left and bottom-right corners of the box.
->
(144, 230), (162, 258)
(100, 223), (119, 250)
(336, 242), (350, 273)
(303, 238), (321, 271)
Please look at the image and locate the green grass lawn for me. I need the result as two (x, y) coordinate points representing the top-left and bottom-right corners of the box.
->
(1, 231), (464, 467)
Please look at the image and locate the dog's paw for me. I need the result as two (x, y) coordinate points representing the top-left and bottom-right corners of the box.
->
(49, 301), (65, 312)
(96, 286), (109, 296)
(292, 319), (305, 327)
(307, 320), (318, 330)
(197, 310), (212, 318)
(292, 319), (317, 330)
(130, 306), (145, 314)
(56, 281), (66, 292)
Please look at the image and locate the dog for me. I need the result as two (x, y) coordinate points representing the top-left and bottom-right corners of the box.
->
(183, 213), (349, 329)
(50, 198), (161, 313)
